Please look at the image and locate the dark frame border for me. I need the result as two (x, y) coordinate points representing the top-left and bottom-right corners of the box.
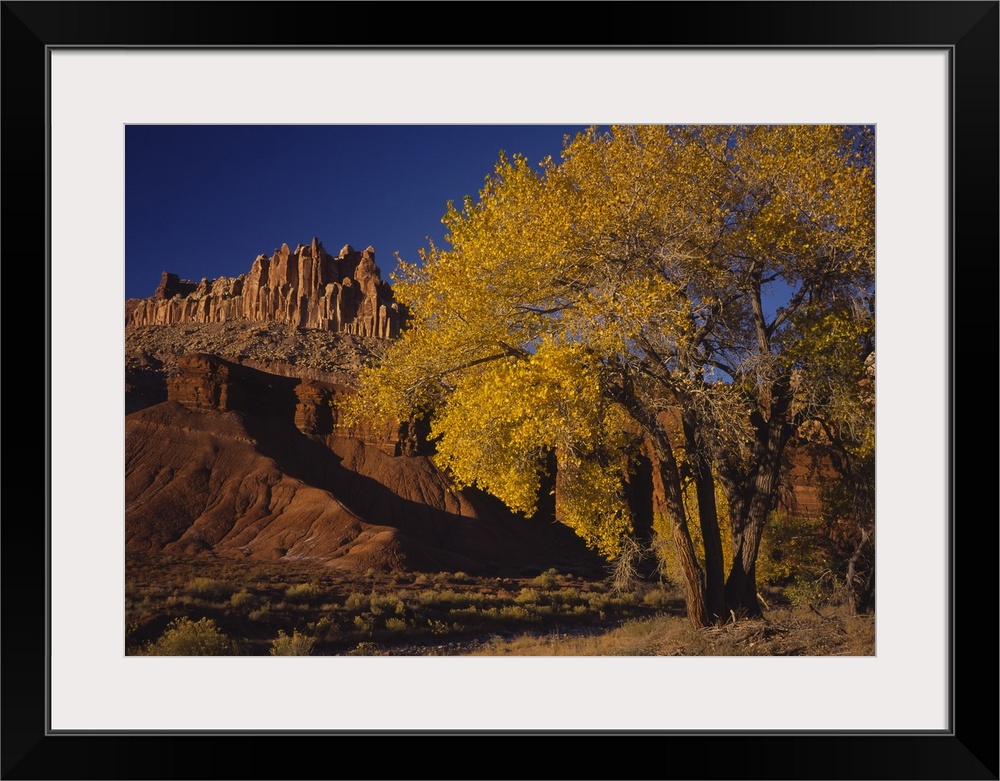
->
(3, 3), (997, 779)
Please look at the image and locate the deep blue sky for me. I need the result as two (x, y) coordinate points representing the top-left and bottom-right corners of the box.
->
(125, 125), (590, 300)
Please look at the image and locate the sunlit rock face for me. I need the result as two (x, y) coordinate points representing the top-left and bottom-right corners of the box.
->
(126, 239), (404, 339)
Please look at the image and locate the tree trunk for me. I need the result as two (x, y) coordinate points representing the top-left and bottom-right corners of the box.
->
(614, 384), (710, 628)
(845, 529), (875, 615)
(721, 381), (795, 618)
(725, 489), (773, 619)
(647, 435), (709, 628)
(682, 408), (726, 622)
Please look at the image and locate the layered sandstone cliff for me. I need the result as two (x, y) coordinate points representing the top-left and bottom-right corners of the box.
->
(126, 352), (604, 574)
(167, 353), (415, 456)
(127, 239), (404, 339)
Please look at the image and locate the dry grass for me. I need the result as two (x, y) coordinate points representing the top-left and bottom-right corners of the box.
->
(471, 603), (875, 656)
(126, 553), (873, 656)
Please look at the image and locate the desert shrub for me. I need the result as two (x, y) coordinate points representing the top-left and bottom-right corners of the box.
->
(452, 606), (484, 619)
(498, 605), (532, 621)
(642, 589), (674, 610)
(285, 583), (321, 604)
(248, 603), (271, 622)
(229, 589), (256, 610)
(414, 588), (466, 607)
(384, 617), (406, 632)
(145, 617), (236, 656)
(514, 588), (542, 605)
(344, 592), (368, 611)
(269, 629), (315, 656)
(785, 573), (840, 607)
(550, 587), (582, 606)
(530, 568), (559, 590)
(346, 642), (384, 656)
(307, 616), (333, 636)
(369, 592), (405, 616)
(185, 577), (231, 601)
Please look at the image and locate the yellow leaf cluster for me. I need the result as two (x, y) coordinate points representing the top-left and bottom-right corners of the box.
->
(350, 125), (876, 559)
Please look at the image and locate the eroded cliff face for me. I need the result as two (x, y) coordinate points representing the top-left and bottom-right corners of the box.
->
(126, 352), (604, 574)
(167, 353), (415, 456)
(126, 239), (404, 339)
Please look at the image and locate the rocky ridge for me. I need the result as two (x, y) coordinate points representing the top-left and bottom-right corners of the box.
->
(126, 239), (404, 339)
(125, 320), (380, 413)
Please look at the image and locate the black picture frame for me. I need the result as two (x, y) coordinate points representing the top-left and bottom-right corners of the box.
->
(4, 2), (997, 779)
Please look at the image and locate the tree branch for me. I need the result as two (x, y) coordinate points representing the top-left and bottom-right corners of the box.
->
(514, 304), (570, 316)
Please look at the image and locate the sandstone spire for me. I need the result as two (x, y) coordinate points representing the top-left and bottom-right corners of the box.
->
(126, 239), (404, 338)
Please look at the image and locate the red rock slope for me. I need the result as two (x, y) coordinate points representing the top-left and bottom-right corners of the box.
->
(125, 354), (604, 576)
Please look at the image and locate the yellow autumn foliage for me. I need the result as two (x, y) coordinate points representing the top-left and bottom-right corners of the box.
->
(349, 125), (875, 570)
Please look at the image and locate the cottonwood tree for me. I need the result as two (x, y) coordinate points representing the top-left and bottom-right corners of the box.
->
(352, 125), (875, 627)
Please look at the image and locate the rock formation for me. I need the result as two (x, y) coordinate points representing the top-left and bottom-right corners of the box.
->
(125, 353), (605, 575)
(165, 352), (417, 456)
(127, 239), (404, 339)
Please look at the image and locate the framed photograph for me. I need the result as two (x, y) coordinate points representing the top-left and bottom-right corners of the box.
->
(6, 2), (996, 778)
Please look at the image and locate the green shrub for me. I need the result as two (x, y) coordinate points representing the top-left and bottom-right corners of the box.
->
(145, 617), (236, 656)
(269, 629), (315, 656)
